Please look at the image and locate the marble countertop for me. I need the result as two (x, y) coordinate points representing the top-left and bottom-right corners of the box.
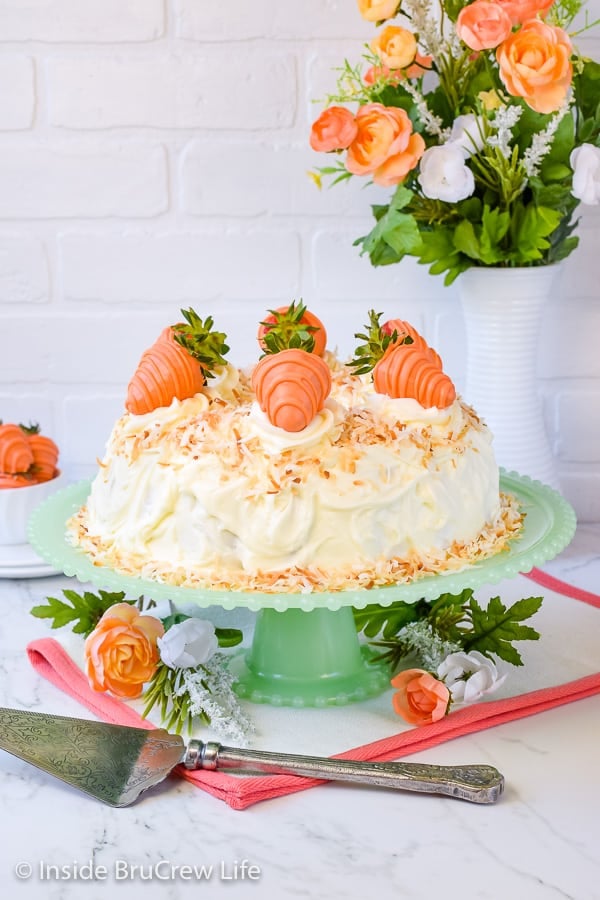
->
(1, 524), (599, 900)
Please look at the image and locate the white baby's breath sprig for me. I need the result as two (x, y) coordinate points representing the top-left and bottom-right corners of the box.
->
(397, 620), (462, 671)
(487, 105), (523, 158)
(177, 654), (254, 743)
(402, 80), (451, 140)
(522, 100), (571, 177)
(403, 0), (446, 57)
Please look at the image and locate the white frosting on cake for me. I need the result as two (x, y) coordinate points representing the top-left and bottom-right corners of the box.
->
(74, 360), (506, 592)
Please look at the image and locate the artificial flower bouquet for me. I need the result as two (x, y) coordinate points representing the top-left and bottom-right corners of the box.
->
(32, 583), (543, 732)
(31, 589), (254, 742)
(310, 0), (600, 282)
(355, 587), (543, 724)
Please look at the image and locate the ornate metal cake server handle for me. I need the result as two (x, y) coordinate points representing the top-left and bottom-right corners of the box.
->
(185, 741), (504, 804)
(0, 707), (503, 806)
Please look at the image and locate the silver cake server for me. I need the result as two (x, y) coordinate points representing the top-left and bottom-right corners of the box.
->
(0, 707), (504, 806)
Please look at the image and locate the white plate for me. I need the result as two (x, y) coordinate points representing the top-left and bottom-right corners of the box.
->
(0, 542), (61, 579)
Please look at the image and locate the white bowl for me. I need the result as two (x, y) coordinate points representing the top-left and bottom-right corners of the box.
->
(0, 471), (67, 546)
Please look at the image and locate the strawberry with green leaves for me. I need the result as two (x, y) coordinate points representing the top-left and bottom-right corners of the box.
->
(350, 311), (456, 409)
(126, 309), (229, 416)
(258, 300), (327, 357)
(253, 305), (331, 432)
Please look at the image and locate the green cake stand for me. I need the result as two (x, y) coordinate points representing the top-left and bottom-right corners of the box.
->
(28, 471), (576, 708)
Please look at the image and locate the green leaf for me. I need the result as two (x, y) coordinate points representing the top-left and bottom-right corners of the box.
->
(574, 60), (600, 128)
(215, 627), (243, 648)
(509, 204), (561, 263)
(463, 595), (543, 665)
(353, 600), (427, 639)
(479, 205), (510, 263)
(389, 184), (414, 211)
(358, 203), (422, 267)
(541, 162), (572, 182)
(453, 220), (482, 260)
(416, 227), (472, 284)
(31, 589), (130, 637)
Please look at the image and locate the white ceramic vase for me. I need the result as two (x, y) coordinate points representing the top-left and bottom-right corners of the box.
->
(458, 265), (560, 490)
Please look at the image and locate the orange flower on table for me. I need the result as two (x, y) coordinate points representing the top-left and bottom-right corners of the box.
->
(346, 103), (424, 186)
(357, 0), (399, 22)
(391, 668), (450, 726)
(310, 106), (358, 153)
(456, 0), (513, 51)
(496, 20), (573, 114)
(370, 25), (417, 70)
(493, 0), (554, 25)
(84, 603), (164, 699)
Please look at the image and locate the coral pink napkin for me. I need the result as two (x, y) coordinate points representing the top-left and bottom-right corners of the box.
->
(26, 569), (600, 810)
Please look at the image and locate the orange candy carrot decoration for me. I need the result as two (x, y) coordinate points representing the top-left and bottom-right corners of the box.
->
(126, 310), (229, 416)
(0, 423), (34, 475)
(126, 327), (205, 416)
(381, 317), (442, 368)
(0, 472), (35, 489)
(351, 310), (456, 408)
(374, 343), (456, 408)
(258, 301), (328, 357)
(252, 349), (332, 432)
(20, 424), (59, 482)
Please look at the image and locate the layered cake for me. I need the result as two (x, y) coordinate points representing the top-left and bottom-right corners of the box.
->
(69, 305), (521, 593)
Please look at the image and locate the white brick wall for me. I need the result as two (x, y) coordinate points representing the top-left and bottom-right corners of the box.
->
(0, 0), (165, 43)
(0, 2), (599, 521)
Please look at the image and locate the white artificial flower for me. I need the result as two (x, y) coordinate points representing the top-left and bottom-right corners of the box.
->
(570, 143), (600, 205)
(418, 144), (475, 202)
(437, 650), (507, 704)
(449, 114), (485, 156)
(158, 618), (219, 670)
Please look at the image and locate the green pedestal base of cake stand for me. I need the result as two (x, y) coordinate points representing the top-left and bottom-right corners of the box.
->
(28, 472), (577, 709)
(229, 607), (390, 707)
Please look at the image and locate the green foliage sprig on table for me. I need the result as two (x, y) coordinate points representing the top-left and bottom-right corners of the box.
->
(30, 588), (149, 637)
(354, 588), (543, 671)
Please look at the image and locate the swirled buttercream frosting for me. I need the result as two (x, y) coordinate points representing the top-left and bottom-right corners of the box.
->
(68, 358), (521, 593)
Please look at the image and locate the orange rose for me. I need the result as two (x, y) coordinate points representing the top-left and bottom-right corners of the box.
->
(493, 0), (554, 25)
(346, 103), (415, 177)
(456, 1), (513, 51)
(357, 0), (400, 22)
(391, 668), (450, 725)
(365, 54), (433, 85)
(310, 106), (358, 153)
(84, 602), (164, 699)
(405, 52), (434, 79)
(364, 64), (404, 86)
(496, 20), (572, 113)
(373, 132), (426, 186)
(370, 25), (417, 69)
